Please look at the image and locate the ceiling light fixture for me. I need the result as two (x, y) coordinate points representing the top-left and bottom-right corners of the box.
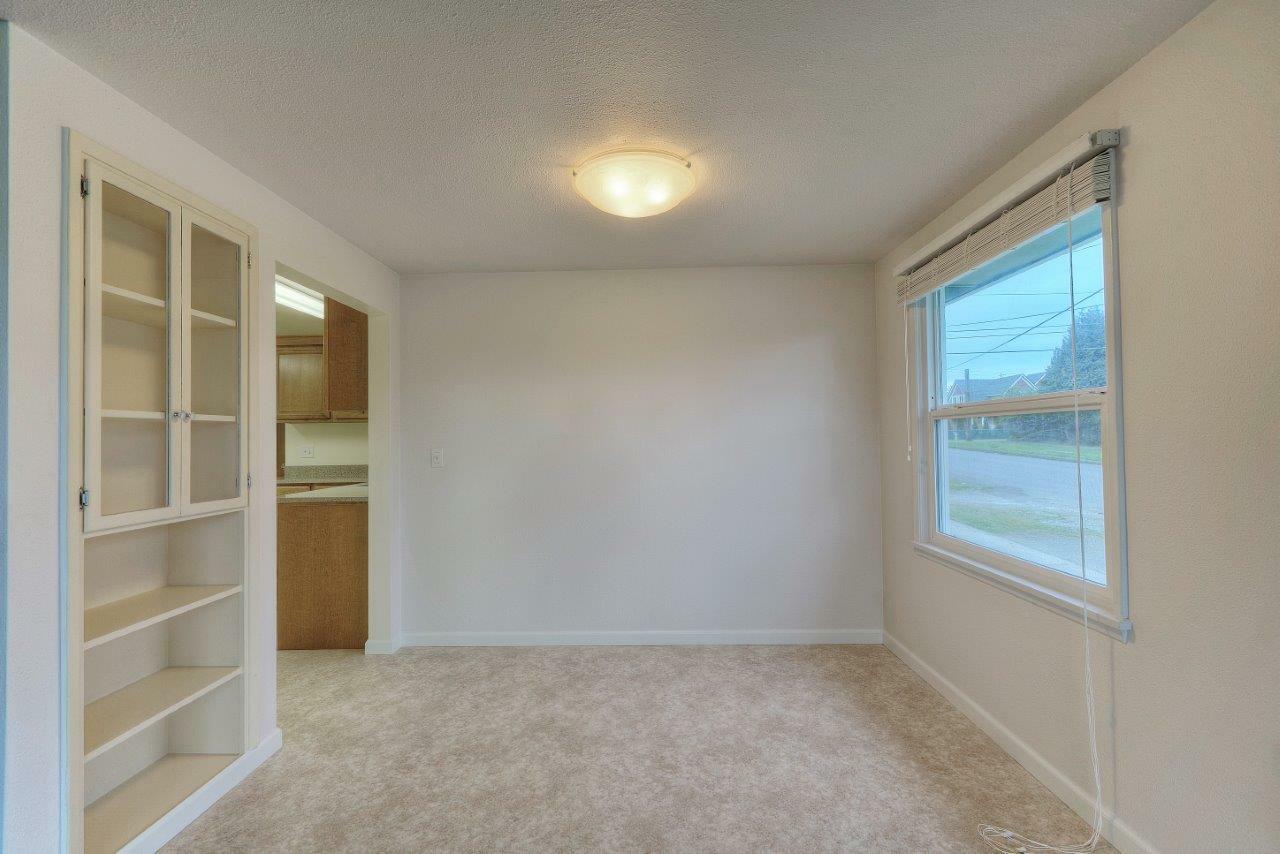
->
(572, 148), (695, 218)
(275, 275), (325, 318)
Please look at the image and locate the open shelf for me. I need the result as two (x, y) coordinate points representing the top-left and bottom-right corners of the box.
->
(191, 309), (236, 329)
(85, 585), (241, 650)
(84, 753), (237, 854)
(102, 285), (167, 328)
(85, 667), (241, 760)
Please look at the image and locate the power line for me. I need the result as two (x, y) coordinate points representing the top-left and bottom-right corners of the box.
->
(948, 324), (1074, 333)
(947, 289), (1103, 370)
(946, 301), (1104, 328)
(945, 347), (1104, 355)
(946, 331), (1071, 340)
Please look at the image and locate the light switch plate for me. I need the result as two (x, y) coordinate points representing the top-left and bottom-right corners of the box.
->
(430, 448), (444, 468)
(300, 445), (315, 459)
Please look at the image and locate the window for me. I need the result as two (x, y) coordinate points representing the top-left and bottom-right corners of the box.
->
(912, 203), (1129, 636)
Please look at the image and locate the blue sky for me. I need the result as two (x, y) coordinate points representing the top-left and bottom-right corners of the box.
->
(941, 215), (1105, 390)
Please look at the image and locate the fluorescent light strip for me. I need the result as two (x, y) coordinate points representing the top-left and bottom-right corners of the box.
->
(274, 276), (325, 318)
(275, 287), (324, 318)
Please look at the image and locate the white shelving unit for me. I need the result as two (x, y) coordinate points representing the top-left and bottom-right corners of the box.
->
(68, 134), (258, 854)
(84, 755), (238, 854)
(85, 666), (242, 760)
(84, 584), (242, 649)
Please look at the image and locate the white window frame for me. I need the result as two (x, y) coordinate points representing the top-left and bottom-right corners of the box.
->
(909, 201), (1131, 641)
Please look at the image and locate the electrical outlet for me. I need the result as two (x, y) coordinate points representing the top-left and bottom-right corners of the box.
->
(300, 445), (315, 459)
(430, 448), (445, 468)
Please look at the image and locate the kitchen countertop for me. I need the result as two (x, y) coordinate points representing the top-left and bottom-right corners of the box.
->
(278, 483), (369, 504)
(278, 464), (368, 485)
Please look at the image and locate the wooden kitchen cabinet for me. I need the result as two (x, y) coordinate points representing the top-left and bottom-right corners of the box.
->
(277, 501), (368, 649)
(276, 482), (360, 496)
(276, 298), (367, 422)
(276, 335), (326, 420)
(277, 422), (286, 477)
(324, 297), (367, 419)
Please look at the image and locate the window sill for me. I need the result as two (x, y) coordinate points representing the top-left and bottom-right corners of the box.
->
(913, 540), (1133, 642)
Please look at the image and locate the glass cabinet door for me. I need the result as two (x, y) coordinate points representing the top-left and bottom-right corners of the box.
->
(181, 209), (250, 514)
(83, 161), (183, 531)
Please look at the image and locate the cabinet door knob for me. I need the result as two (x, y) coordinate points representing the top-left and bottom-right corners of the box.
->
(171, 410), (182, 420)
(183, 411), (192, 422)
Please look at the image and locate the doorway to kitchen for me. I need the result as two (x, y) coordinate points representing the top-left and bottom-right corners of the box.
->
(274, 268), (369, 649)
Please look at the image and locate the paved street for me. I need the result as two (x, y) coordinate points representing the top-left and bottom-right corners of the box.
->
(943, 448), (1105, 582)
(948, 448), (1103, 513)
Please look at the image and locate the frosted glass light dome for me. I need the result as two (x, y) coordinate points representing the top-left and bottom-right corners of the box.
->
(572, 149), (696, 218)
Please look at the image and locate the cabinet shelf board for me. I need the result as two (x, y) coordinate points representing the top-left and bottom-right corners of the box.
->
(82, 506), (244, 540)
(84, 753), (237, 854)
(102, 284), (167, 328)
(191, 413), (237, 423)
(85, 667), (242, 760)
(102, 409), (166, 421)
(85, 585), (241, 649)
(191, 309), (237, 329)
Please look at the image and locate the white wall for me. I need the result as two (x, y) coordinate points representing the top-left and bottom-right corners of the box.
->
(283, 422), (369, 466)
(5, 26), (401, 850)
(873, 1), (1279, 851)
(399, 265), (882, 644)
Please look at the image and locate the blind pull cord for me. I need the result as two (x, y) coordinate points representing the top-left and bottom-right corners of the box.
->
(903, 307), (913, 463)
(978, 162), (1105, 854)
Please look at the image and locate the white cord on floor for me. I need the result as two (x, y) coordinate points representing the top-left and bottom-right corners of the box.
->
(978, 169), (1103, 854)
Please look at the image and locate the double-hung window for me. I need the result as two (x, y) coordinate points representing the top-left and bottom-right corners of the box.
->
(900, 136), (1129, 639)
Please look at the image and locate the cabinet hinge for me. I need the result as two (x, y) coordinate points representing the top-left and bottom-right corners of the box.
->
(247, 251), (253, 270)
(80, 176), (89, 198)
(246, 473), (253, 490)
(79, 487), (90, 509)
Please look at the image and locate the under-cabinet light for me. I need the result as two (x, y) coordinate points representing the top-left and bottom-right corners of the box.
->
(275, 276), (325, 318)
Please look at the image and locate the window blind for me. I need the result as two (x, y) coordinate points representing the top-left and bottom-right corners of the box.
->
(896, 148), (1114, 307)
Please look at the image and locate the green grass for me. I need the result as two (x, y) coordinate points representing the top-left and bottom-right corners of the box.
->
(949, 479), (1016, 496)
(948, 438), (1101, 464)
(949, 504), (1076, 537)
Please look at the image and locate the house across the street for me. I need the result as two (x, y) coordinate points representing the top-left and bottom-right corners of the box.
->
(945, 371), (1045, 405)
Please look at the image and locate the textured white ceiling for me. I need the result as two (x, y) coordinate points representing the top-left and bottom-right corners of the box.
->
(4, 0), (1210, 273)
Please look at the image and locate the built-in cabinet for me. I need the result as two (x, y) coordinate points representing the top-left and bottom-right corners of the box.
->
(276, 297), (368, 422)
(83, 161), (249, 532)
(69, 133), (256, 853)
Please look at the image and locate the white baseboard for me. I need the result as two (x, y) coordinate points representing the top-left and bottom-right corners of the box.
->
(882, 632), (1155, 854)
(120, 727), (283, 854)
(401, 629), (883, 646)
(364, 637), (401, 655)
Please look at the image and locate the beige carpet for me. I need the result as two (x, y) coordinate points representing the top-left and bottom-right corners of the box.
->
(166, 646), (1110, 853)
